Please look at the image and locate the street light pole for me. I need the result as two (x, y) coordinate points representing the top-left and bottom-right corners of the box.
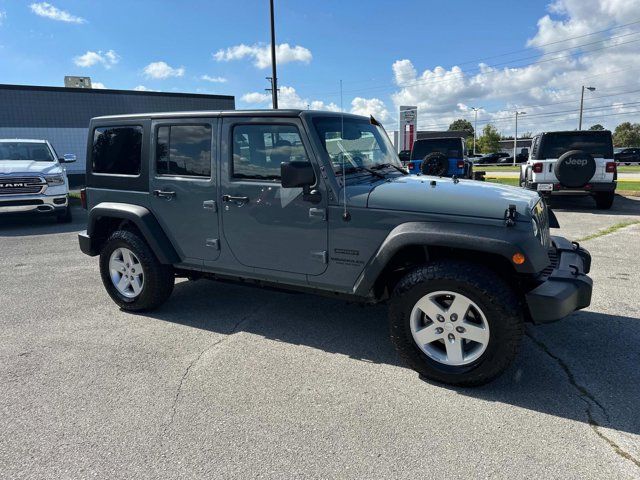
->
(578, 85), (595, 130)
(514, 111), (526, 166)
(269, 0), (278, 109)
(471, 107), (481, 155)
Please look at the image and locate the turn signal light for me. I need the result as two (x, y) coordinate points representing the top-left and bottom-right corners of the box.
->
(512, 252), (526, 265)
(532, 162), (543, 173)
(605, 162), (616, 173)
(408, 162), (415, 170)
(80, 188), (87, 210)
(457, 160), (465, 169)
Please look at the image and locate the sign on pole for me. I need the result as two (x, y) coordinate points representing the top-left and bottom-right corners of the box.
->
(399, 106), (417, 152)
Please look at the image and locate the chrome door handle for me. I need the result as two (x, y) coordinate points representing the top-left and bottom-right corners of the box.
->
(222, 194), (249, 205)
(153, 189), (176, 200)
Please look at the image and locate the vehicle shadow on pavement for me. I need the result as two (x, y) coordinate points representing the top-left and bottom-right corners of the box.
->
(0, 206), (86, 237)
(549, 193), (640, 216)
(141, 280), (640, 436)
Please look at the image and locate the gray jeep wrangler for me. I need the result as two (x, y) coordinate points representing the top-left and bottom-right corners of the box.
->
(79, 110), (593, 386)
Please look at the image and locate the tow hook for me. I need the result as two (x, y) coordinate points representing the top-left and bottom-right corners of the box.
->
(569, 264), (580, 276)
(504, 204), (517, 227)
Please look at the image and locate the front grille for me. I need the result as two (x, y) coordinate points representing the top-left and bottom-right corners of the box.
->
(533, 200), (551, 249)
(0, 176), (46, 195)
(541, 248), (559, 277)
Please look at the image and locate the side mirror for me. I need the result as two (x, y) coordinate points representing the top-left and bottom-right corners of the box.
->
(60, 154), (77, 163)
(281, 161), (315, 188)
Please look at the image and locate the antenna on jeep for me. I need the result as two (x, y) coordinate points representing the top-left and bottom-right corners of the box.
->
(340, 79), (351, 221)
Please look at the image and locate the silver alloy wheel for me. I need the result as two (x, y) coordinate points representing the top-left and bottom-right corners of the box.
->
(410, 290), (490, 366)
(109, 248), (144, 299)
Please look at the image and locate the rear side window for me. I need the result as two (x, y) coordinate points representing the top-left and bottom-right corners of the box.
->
(539, 132), (613, 159)
(412, 138), (463, 159)
(156, 124), (212, 177)
(232, 124), (308, 180)
(92, 126), (143, 175)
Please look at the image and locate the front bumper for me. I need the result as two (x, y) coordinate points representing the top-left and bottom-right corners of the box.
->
(526, 236), (593, 324)
(0, 193), (68, 214)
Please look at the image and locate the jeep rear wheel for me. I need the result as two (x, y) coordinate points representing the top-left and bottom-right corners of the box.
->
(389, 260), (524, 386)
(99, 229), (174, 311)
(594, 191), (615, 210)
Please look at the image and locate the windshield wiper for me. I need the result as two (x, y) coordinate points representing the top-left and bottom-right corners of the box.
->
(343, 165), (386, 179)
(372, 163), (408, 175)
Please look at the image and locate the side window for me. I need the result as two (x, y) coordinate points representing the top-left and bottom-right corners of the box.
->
(232, 124), (308, 180)
(92, 126), (143, 175)
(156, 124), (211, 177)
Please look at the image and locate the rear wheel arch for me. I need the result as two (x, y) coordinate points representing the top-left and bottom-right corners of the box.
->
(88, 203), (180, 264)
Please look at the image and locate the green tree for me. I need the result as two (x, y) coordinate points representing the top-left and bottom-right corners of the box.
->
(448, 119), (474, 135)
(612, 122), (640, 147)
(477, 124), (501, 153)
(588, 124), (605, 131)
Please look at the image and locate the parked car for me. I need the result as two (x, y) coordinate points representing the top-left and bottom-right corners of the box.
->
(0, 139), (75, 222)
(475, 152), (510, 165)
(79, 110), (592, 386)
(614, 147), (640, 165)
(499, 149), (529, 164)
(520, 130), (616, 209)
(406, 137), (473, 178)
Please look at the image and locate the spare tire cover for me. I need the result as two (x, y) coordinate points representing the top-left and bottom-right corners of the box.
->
(554, 150), (596, 188)
(421, 152), (449, 176)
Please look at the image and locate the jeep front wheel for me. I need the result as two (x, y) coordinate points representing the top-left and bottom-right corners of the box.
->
(99, 229), (174, 311)
(389, 260), (524, 386)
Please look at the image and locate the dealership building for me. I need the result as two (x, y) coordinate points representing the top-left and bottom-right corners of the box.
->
(0, 83), (235, 184)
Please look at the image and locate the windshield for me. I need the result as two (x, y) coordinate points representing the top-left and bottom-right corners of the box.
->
(0, 142), (55, 162)
(539, 132), (613, 159)
(312, 116), (402, 174)
(412, 138), (463, 159)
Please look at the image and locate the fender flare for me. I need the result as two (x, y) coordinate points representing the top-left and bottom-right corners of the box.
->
(353, 221), (549, 297)
(85, 202), (180, 264)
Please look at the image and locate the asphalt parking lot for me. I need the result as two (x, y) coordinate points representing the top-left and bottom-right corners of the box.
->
(1, 195), (639, 479)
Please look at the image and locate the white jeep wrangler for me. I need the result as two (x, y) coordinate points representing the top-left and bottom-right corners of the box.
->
(520, 130), (616, 209)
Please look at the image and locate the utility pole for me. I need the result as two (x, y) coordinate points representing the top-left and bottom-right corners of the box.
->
(578, 85), (596, 130)
(269, 0), (278, 109)
(471, 107), (481, 155)
(514, 111), (526, 166)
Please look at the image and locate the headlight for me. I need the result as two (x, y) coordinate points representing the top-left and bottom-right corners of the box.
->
(45, 174), (65, 186)
(531, 217), (539, 238)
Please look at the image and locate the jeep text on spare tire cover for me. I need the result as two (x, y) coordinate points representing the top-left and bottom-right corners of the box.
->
(79, 110), (594, 387)
(554, 150), (596, 188)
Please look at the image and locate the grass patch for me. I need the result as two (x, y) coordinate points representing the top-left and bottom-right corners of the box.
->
(617, 165), (640, 173)
(485, 177), (520, 186)
(484, 177), (640, 191)
(482, 165), (640, 173)
(68, 191), (81, 199)
(577, 221), (640, 242)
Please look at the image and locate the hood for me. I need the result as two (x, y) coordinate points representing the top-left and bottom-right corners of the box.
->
(364, 175), (540, 219)
(0, 160), (61, 176)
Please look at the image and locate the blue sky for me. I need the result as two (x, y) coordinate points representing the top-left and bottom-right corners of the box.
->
(1, 0), (639, 134)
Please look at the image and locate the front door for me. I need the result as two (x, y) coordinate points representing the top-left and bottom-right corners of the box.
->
(149, 119), (220, 263)
(220, 118), (328, 275)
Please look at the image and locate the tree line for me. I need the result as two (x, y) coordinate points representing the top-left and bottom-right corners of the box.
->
(446, 119), (640, 153)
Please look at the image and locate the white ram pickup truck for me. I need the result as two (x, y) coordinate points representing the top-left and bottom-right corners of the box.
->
(520, 130), (617, 209)
(0, 139), (76, 222)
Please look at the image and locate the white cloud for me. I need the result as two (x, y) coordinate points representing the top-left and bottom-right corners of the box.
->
(133, 85), (151, 91)
(350, 97), (390, 122)
(143, 61), (185, 79)
(214, 43), (312, 69)
(386, 0), (640, 134)
(91, 82), (106, 89)
(74, 50), (119, 68)
(201, 75), (227, 83)
(0, 11), (6, 26)
(241, 85), (339, 111)
(30, 2), (85, 23)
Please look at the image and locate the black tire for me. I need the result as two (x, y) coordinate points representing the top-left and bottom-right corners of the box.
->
(56, 206), (72, 223)
(594, 191), (615, 210)
(554, 150), (596, 188)
(389, 260), (524, 386)
(99, 229), (174, 311)
(421, 152), (449, 176)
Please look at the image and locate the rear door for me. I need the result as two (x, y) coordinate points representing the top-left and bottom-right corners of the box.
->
(149, 118), (220, 263)
(219, 117), (328, 275)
